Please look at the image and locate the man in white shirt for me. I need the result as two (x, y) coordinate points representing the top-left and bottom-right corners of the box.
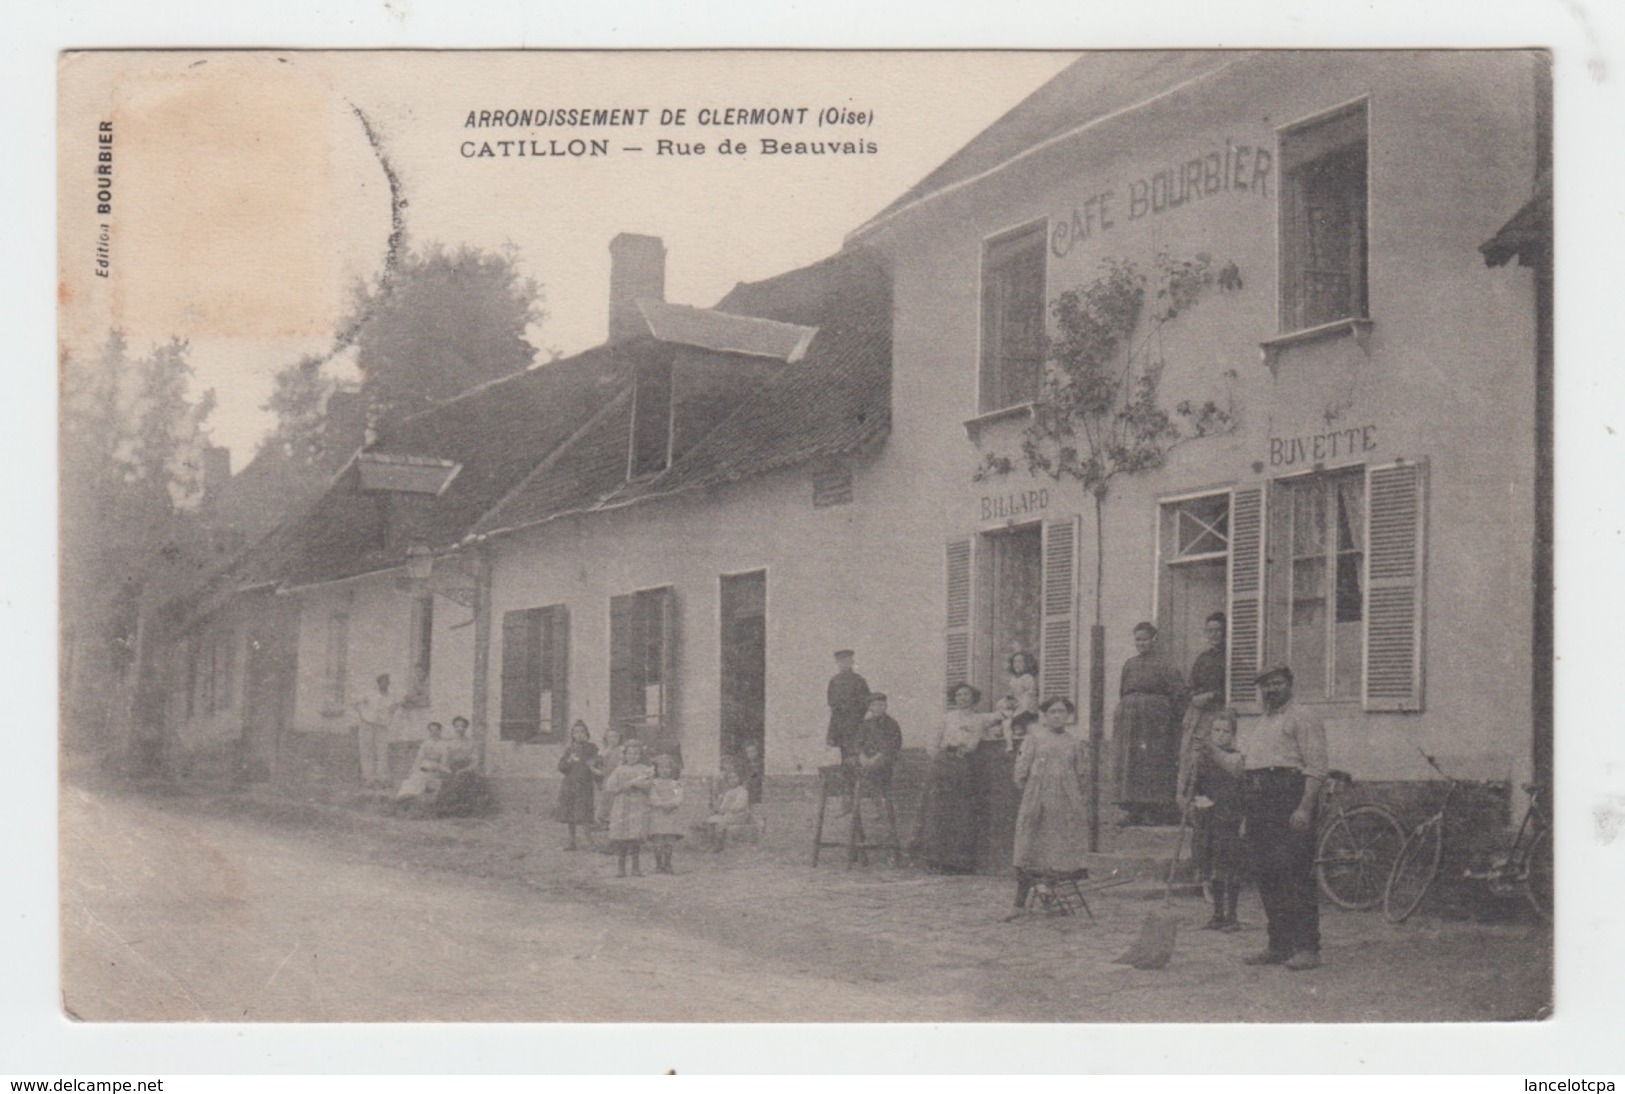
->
(1205, 660), (1328, 971)
(353, 674), (399, 787)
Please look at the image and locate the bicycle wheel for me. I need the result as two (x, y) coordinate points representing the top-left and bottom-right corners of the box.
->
(1317, 804), (1407, 910)
(1521, 824), (1553, 923)
(1384, 818), (1443, 923)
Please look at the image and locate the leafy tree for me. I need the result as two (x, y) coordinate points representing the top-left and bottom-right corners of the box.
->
(60, 332), (216, 749)
(348, 242), (543, 430)
(977, 252), (1234, 847)
(259, 354), (335, 466)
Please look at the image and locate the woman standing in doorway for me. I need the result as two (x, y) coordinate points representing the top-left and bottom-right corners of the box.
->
(1112, 622), (1187, 826)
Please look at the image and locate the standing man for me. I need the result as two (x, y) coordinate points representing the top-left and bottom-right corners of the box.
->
(827, 649), (870, 761)
(827, 650), (870, 815)
(1205, 661), (1327, 971)
(353, 673), (399, 788)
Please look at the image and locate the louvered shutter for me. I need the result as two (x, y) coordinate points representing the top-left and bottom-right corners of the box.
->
(499, 610), (540, 741)
(1227, 485), (1266, 714)
(1040, 517), (1080, 712)
(1364, 461), (1426, 711)
(544, 606), (570, 742)
(657, 587), (679, 745)
(944, 538), (973, 695)
(608, 593), (640, 734)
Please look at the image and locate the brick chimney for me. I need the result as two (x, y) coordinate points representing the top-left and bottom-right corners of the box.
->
(201, 445), (231, 500)
(324, 388), (368, 468)
(608, 233), (666, 344)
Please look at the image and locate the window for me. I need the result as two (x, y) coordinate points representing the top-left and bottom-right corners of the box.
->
(322, 608), (349, 714)
(211, 629), (235, 712)
(979, 223), (1047, 412)
(630, 357), (674, 478)
(499, 605), (570, 743)
(610, 587), (677, 744)
(1158, 494), (1231, 688)
(1279, 103), (1368, 332)
(1273, 470), (1365, 700)
(1230, 462), (1426, 710)
(408, 595), (434, 705)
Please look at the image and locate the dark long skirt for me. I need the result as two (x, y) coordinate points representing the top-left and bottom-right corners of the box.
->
(554, 770), (596, 825)
(914, 750), (979, 871)
(1112, 693), (1180, 811)
(976, 740), (1023, 872)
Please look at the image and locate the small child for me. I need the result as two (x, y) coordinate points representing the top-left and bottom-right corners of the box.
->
(591, 727), (625, 828)
(603, 738), (654, 877)
(1183, 709), (1246, 930)
(705, 769), (753, 852)
(646, 754), (685, 875)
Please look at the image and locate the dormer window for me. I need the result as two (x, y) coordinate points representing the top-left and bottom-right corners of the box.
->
(630, 356), (674, 479)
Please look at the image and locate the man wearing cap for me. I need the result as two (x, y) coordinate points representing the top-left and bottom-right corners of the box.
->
(1205, 661), (1328, 971)
(826, 650), (870, 764)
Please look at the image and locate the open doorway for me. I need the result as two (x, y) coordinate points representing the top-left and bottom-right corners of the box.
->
(720, 570), (766, 802)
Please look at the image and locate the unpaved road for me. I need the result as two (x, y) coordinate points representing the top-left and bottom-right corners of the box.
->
(59, 784), (1552, 1023)
(60, 787), (956, 1021)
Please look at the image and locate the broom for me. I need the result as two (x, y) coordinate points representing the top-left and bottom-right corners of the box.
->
(1113, 721), (1201, 970)
(1111, 803), (1192, 969)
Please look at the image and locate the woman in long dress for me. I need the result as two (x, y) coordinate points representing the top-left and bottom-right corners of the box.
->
(1009, 697), (1092, 913)
(1112, 621), (1186, 825)
(1177, 612), (1228, 802)
(914, 684), (1004, 873)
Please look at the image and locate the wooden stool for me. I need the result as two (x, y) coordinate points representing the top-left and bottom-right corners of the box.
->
(812, 764), (852, 867)
(847, 767), (902, 868)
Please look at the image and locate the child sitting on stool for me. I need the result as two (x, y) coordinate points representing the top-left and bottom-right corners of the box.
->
(705, 769), (753, 851)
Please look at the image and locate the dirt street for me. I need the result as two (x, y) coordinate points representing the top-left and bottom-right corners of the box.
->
(59, 781), (1552, 1023)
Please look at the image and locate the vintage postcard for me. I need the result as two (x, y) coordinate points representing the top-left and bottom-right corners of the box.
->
(56, 46), (1564, 1042)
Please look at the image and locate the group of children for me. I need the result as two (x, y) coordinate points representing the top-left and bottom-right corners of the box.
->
(553, 721), (756, 877)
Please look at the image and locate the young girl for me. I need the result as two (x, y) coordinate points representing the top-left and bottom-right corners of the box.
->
(646, 754), (685, 874)
(1009, 697), (1091, 916)
(705, 769), (753, 852)
(603, 738), (654, 877)
(1182, 709), (1246, 930)
(554, 720), (599, 851)
(1002, 651), (1040, 748)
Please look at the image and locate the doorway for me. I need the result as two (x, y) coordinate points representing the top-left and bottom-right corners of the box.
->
(1159, 493), (1231, 685)
(719, 571), (767, 801)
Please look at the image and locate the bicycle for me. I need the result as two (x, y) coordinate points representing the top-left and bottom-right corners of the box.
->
(1383, 749), (1552, 924)
(1314, 769), (1406, 911)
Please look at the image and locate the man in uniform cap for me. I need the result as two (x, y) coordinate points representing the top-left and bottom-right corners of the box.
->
(1202, 660), (1329, 970)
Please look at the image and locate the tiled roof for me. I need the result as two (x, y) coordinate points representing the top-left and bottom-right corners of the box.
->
(636, 300), (818, 362)
(471, 245), (891, 538)
(851, 51), (1248, 239)
(273, 348), (624, 588)
(263, 245), (889, 585)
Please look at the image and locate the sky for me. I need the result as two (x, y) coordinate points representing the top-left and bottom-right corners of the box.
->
(58, 51), (1076, 463)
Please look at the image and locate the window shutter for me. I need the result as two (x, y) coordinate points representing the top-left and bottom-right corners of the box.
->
(499, 610), (539, 741)
(657, 587), (679, 739)
(1364, 461), (1426, 711)
(1040, 517), (1079, 710)
(944, 538), (973, 695)
(1228, 485), (1266, 714)
(609, 593), (639, 734)
(549, 606), (571, 738)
